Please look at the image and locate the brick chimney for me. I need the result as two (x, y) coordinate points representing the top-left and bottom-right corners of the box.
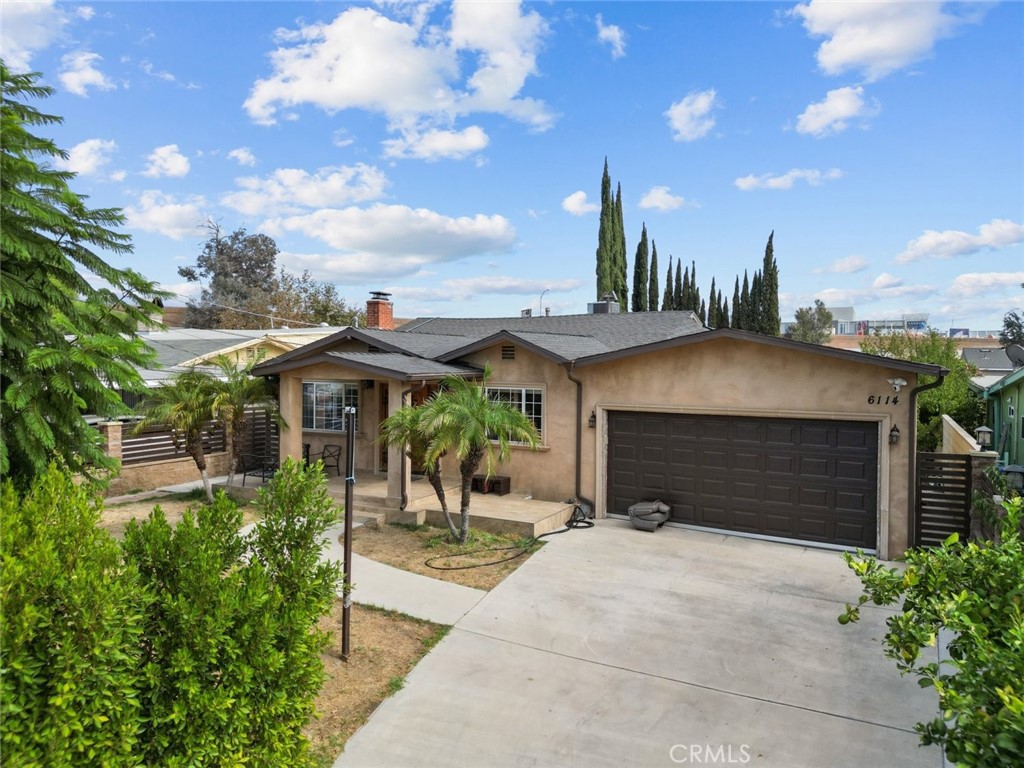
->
(366, 291), (394, 330)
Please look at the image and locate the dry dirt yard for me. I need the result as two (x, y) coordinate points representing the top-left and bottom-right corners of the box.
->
(98, 495), (538, 765)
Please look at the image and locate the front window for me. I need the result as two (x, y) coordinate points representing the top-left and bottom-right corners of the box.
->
(302, 381), (358, 432)
(486, 386), (543, 442)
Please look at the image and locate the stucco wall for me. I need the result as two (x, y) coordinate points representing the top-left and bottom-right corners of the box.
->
(467, 336), (917, 557)
(941, 414), (981, 454)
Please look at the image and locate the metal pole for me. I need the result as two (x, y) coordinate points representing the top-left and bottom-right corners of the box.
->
(341, 406), (356, 661)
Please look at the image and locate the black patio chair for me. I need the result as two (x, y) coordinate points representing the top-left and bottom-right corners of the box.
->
(240, 452), (278, 486)
(321, 444), (342, 476)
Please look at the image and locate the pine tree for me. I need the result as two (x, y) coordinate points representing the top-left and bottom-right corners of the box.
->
(631, 223), (649, 312)
(594, 158), (615, 300)
(662, 260), (674, 310)
(1, 63), (168, 482)
(708, 278), (718, 328)
(648, 242), (659, 312)
(761, 230), (780, 336)
(731, 277), (741, 329)
(674, 258), (684, 310)
(613, 183), (628, 308)
(721, 298), (730, 328)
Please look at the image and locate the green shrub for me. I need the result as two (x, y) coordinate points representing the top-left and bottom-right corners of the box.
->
(123, 458), (340, 767)
(840, 497), (1024, 767)
(2, 461), (340, 767)
(1, 466), (144, 767)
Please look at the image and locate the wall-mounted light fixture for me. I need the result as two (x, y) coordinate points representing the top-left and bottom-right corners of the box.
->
(362, 379), (375, 390)
(888, 425), (900, 445)
(588, 410), (597, 429)
(974, 425), (993, 448)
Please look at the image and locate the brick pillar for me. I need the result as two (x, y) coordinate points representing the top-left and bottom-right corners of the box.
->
(969, 450), (999, 540)
(97, 421), (123, 462)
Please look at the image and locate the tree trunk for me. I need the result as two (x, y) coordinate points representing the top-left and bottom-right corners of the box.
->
(457, 448), (484, 544)
(426, 460), (457, 539)
(191, 446), (214, 503)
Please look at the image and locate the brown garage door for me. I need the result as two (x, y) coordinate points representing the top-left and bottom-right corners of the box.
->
(607, 412), (878, 549)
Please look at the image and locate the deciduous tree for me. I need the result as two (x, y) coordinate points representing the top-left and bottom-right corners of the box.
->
(787, 300), (833, 344)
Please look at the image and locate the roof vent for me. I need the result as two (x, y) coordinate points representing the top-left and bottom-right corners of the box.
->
(588, 292), (620, 314)
(501, 345), (516, 360)
(521, 308), (532, 317)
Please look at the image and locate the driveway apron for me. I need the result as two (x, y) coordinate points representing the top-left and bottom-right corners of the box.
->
(335, 520), (939, 768)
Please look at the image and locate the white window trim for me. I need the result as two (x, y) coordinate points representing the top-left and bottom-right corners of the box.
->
(485, 384), (544, 444)
(302, 381), (359, 433)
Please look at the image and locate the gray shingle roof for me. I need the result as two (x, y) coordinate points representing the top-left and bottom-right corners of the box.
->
(320, 351), (479, 379)
(962, 347), (1013, 373)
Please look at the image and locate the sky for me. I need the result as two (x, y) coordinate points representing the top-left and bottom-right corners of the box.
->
(4, 0), (1022, 332)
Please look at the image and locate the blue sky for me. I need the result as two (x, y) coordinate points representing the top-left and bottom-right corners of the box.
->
(4, 1), (1022, 332)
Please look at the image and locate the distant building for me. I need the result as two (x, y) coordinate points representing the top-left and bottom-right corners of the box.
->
(781, 305), (999, 340)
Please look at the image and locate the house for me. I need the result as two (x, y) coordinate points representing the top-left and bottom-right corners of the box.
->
(253, 294), (946, 559)
(964, 346), (1014, 393)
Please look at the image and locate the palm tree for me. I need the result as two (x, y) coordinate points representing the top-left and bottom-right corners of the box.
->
(134, 369), (219, 502)
(421, 369), (540, 543)
(210, 354), (284, 487)
(378, 405), (457, 539)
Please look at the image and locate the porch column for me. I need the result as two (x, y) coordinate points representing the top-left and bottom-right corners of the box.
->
(97, 421), (123, 462)
(278, 372), (303, 464)
(386, 384), (411, 507)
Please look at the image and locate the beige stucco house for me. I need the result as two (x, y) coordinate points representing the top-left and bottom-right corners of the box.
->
(253, 295), (945, 559)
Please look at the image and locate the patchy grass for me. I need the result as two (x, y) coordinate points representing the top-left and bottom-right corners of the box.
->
(307, 601), (448, 766)
(98, 490), (261, 539)
(350, 523), (542, 591)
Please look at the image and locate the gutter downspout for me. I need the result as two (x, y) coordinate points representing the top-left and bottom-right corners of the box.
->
(399, 380), (429, 510)
(906, 369), (948, 550)
(564, 362), (595, 514)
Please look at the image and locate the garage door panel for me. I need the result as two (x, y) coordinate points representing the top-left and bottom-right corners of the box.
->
(607, 412), (877, 549)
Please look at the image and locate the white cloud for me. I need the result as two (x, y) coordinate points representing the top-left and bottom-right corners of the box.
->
(267, 204), (516, 279)
(638, 186), (686, 212)
(596, 14), (626, 59)
(244, 2), (552, 156)
(896, 219), (1024, 264)
(143, 144), (190, 178)
(141, 59), (175, 82)
(790, 0), (981, 82)
(393, 276), (583, 302)
(124, 191), (206, 240)
(561, 191), (599, 216)
(332, 129), (355, 148)
(0, 0), (69, 71)
(735, 167), (842, 191)
(814, 280), (937, 307)
(947, 272), (1024, 298)
(816, 255), (868, 274)
(110, 170), (127, 182)
(665, 88), (718, 142)
(872, 272), (902, 290)
(796, 86), (878, 137)
(382, 125), (489, 161)
(221, 164), (389, 217)
(227, 147), (257, 167)
(76, 6), (95, 21)
(59, 51), (116, 97)
(56, 138), (117, 176)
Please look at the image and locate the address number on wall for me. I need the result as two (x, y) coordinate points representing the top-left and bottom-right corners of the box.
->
(868, 395), (899, 405)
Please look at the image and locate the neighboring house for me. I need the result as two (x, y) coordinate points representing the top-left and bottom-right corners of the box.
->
(964, 346), (1014, 394)
(981, 366), (1024, 466)
(253, 294), (945, 559)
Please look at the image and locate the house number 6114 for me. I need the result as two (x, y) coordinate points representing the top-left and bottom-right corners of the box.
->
(868, 395), (899, 405)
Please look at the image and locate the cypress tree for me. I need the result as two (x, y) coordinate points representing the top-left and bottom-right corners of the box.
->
(690, 261), (699, 311)
(721, 298), (730, 329)
(731, 277), (741, 329)
(761, 230), (780, 336)
(594, 158), (614, 300)
(740, 271), (751, 330)
(751, 270), (763, 333)
(699, 299), (707, 325)
(631, 223), (649, 312)
(649, 242), (660, 312)
(674, 258), (684, 311)
(681, 266), (691, 311)
(613, 183), (628, 308)
(662, 260), (674, 310)
(708, 278), (718, 328)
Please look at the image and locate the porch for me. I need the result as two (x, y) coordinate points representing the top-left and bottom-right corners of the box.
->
(323, 470), (576, 538)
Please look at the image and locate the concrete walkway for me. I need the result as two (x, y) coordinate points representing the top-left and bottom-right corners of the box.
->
(335, 521), (941, 768)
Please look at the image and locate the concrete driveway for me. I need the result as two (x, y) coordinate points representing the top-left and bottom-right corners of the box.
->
(336, 520), (939, 768)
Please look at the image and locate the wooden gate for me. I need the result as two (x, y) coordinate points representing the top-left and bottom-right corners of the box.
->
(915, 453), (972, 547)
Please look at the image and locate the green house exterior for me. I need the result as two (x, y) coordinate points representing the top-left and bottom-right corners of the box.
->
(984, 367), (1024, 464)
